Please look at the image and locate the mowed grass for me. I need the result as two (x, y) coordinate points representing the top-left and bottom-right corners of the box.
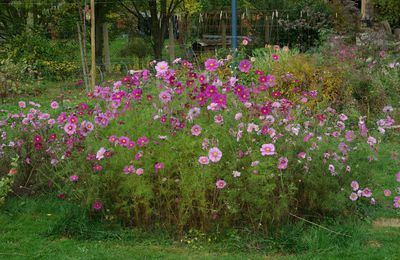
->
(0, 195), (399, 260)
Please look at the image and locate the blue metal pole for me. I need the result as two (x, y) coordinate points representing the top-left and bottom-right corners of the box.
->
(231, 0), (237, 53)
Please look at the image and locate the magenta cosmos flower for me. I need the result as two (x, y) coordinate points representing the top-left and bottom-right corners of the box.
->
(33, 135), (42, 144)
(260, 143), (275, 156)
(137, 136), (149, 147)
(272, 54), (279, 61)
(155, 162), (165, 173)
(204, 58), (219, 72)
(69, 175), (79, 182)
(92, 201), (103, 210)
(191, 125), (202, 136)
(238, 59), (251, 73)
(119, 136), (130, 147)
(216, 179), (226, 189)
(198, 156), (209, 165)
(208, 147), (222, 162)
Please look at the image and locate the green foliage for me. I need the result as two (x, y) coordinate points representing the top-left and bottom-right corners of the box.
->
(1, 32), (80, 81)
(0, 59), (40, 99)
(374, 0), (400, 28)
(119, 37), (153, 68)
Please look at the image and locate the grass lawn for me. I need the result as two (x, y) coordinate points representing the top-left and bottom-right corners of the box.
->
(0, 195), (399, 259)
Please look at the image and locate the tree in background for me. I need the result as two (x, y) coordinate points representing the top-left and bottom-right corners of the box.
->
(118, 0), (185, 59)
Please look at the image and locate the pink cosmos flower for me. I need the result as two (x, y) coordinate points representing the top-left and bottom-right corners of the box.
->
(234, 113), (242, 121)
(345, 131), (355, 142)
(232, 171), (241, 177)
(198, 156), (209, 165)
(204, 58), (219, 72)
(278, 157), (288, 170)
(238, 59), (251, 73)
(191, 125), (202, 136)
(394, 196), (400, 208)
(339, 114), (348, 121)
(137, 136), (149, 147)
(69, 175), (79, 182)
(208, 147), (222, 162)
(18, 101), (26, 109)
(384, 189), (392, 197)
(50, 101), (59, 109)
(260, 143), (275, 156)
(159, 91), (172, 103)
(214, 114), (224, 125)
(92, 201), (103, 210)
(351, 181), (359, 191)
(136, 168), (144, 176)
(297, 152), (306, 159)
(396, 172), (400, 182)
(108, 135), (118, 143)
(154, 162), (165, 173)
(68, 115), (78, 125)
(349, 192), (358, 201)
(362, 188), (372, 197)
(64, 123), (76, 135)
(155, 61), (169, 75)
(127, 141), (136, 149)
(123, 165), (135, 174)
(96, 147), (106, 160)
(367, 136), (377, 146)
(216, 179), (226, 189)
(119, 136), (130, 147)
(92, 164), (103, 172)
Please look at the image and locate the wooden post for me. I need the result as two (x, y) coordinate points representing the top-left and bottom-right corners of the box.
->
(361, 0), (373, 21)
(168, 17), (175, 62)
(90, 0), (96, 89)
(77, 22), (89, 93)
(264, 16), (270, 45)
(221, 18), (227, 49)
(103, 23), (110, 73)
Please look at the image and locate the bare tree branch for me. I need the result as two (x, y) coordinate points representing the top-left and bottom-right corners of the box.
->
(118, 0), (139, 18)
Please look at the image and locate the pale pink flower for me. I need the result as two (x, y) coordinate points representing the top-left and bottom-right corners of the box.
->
(191, 125), (202, 136)
(351, 181), (359, 191)
(198, 156), (209, 165)
(216, 179), (226, 189)
(208, 147), (222, 162)
(278, 157), (288, 170)
(96, 147), (106, 160)
(260, 143), (275, 156)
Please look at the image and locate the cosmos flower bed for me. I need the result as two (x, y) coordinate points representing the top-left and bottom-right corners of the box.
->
(1, 54), (399, 233)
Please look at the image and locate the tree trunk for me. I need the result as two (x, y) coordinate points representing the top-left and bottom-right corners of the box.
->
(103, 23), (111, 72)
(95, 2), (105, 69)
(168, 17), (175, 62)
(149, 0), (168, 59)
